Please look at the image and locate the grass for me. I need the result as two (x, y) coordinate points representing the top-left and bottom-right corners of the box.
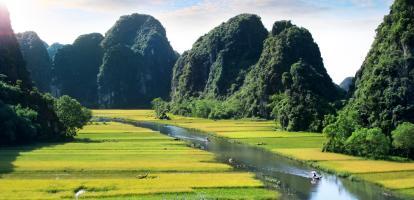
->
(0, 122), (277, 199)
(92, 109), (414, 199)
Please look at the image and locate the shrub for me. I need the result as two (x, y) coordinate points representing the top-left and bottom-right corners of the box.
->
(392, 122), (414, 158)
(54, 95), (92, 136)
(345, 128), (390, 158)
(151, 98), (170, 120)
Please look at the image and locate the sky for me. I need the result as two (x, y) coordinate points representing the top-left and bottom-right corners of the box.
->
(2, 0), (393, 84)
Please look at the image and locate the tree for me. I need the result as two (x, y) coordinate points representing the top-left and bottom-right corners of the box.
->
(54, 95), (91, 136)
(151, 98), (170, 120)
(345, 128), (390, 158)
(392, 122), (414, 158)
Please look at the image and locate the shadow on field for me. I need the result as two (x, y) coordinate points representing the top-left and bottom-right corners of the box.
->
(0, 142), (65, 176)
(0, 137), (104, 176)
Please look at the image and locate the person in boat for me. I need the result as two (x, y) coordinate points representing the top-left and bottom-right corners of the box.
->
(311, 171), (321, 179)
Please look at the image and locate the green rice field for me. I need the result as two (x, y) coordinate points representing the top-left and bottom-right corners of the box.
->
(93, 109), (414, 198)
(0, 122), (277, 199)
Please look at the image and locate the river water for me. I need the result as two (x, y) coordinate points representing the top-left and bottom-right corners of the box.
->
(116, 120), (401, 200)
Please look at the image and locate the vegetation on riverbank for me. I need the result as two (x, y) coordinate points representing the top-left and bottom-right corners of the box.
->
(93, 109), (414, 198)
(0, 121), (277, 199)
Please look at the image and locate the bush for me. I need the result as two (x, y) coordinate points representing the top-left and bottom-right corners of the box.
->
(0, 101), (40, 144)
(54, 95), (92, 136)
(345, 128), (390, 158)
(392, 122), (414, 158)
(151, 98), (170, 120)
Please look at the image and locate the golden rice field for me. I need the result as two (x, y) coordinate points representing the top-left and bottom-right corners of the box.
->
(93, 109), (414, 198)
(0, 122), (278, 199)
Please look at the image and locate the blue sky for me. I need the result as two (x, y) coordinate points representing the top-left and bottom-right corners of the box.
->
(4, 0), (393, 83)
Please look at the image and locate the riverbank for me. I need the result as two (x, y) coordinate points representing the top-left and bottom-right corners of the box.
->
(93, 109), (414, 199)
(0, 121), (277, 199)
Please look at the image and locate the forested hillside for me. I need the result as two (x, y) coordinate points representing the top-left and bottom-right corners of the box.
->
(168, 18), (343, 132)
(0, 5), (89, 145)
(16, 31), (52, 92)
(0, 5), (31, 89)
(98, 14), (177, 108)
(171, 14), (268, 101)
(324, 0), (414, 159)
(53, 33), (104, 107)
(231, 21), (343, 130)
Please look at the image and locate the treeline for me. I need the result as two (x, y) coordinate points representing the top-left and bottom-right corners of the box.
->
(0, 5), (90, 145)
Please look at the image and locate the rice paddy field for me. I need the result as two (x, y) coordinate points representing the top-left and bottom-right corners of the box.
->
(0, 122), (278, 199)
(93, 109), (414, 199)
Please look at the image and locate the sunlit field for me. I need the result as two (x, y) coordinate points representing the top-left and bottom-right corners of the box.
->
(0, 122), (277, 199)
(93, 109), (414, 198)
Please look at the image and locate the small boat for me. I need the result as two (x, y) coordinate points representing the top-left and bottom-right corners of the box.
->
(310, 171), (322, 180)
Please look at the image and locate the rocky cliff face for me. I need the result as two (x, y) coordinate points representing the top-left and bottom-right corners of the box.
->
(16, 31), (53, 92)
(98, 13), (177, 108)
(171, 14), (268, 101)
(53, 33), (104, 107)
(0, 5), (31, 88)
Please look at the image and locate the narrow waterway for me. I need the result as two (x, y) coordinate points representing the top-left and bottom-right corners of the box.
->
(115, 119), (401, 200)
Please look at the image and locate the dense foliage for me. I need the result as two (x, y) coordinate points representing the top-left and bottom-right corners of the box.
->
(0, 80), (66, 144)
(151, 98), (170, 119)
(392, 122), (414, 158)
(171, 14), (268, 101)
(16, 31), (53, 92)
(0, 6), (90, 145)
(54, 95), (92, 136)
(0, 5), (32, 89)
(98, 14), (177, 108)
(53, 33), (104, 107)
(169, 18), (343, 132)
(324, 0), (414, 158)
(270, 61), (341, 132)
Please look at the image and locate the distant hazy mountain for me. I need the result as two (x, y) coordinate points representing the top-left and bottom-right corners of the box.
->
(339, 77), (353, 92)
(47, 42), (64, 61)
